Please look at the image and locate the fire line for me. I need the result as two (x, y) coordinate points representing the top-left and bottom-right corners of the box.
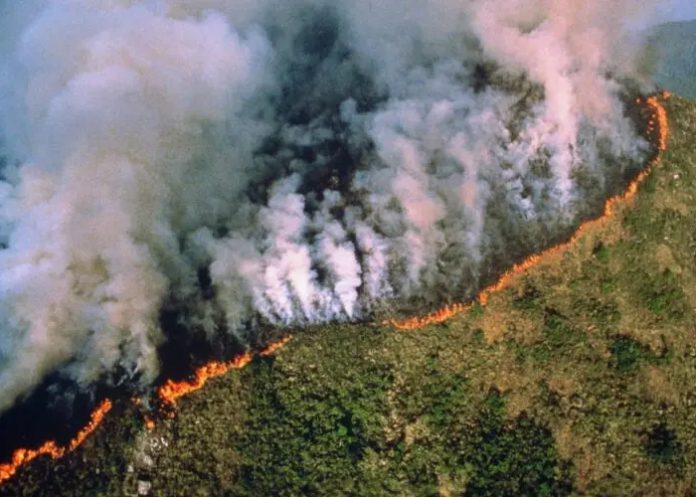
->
(0, 336), (292, 486)
(158, 335), (293, 407)
(385, 92), (670, 331)
(0, 399), (112, 485)
(0, 91), (669, 487)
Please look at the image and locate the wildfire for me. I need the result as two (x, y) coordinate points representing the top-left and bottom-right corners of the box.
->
(0, 399), (112, 485)
(383, 302), (473, 330)
(0, 336), (292, 486)
(387, 92), (670, 331)
(259, 336), (293, 356)
(0, 92), (671, 485)
(158, 335), (293, 407)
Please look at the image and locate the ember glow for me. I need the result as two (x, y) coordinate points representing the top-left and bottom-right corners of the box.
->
(387, 93), (670, 332)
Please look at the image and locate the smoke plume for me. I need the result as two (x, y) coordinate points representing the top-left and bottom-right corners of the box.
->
(0, 0), (661, 412)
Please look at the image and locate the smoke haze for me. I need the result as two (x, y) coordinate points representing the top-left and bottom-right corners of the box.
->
(0, 0), (662, 412)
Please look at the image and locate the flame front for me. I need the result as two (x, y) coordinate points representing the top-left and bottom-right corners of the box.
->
(158, 335), (293, 407)
(0, 399), (112, 485)
(0, 336), (293, 486)
(387, 92), (670, 331)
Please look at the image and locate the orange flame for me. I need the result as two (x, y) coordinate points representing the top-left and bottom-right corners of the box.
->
(259, 336), (293, 356)
(387, 93), (670, 331)
(158, 335), (292, 407)
(0, 399), (112, 485)
(143, 415), (156, 432)
(0, 336), (292, 486)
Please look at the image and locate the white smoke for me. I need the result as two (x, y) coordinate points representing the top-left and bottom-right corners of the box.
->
(0, 0), (661, 412)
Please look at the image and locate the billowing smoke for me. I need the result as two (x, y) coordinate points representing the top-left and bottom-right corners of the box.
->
(0, 0), (662, 412)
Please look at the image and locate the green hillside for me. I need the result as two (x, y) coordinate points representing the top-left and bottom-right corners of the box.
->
(1, 95), (695, 497)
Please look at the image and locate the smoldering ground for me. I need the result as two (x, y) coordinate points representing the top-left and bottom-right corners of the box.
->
(0, 0), (667, 416)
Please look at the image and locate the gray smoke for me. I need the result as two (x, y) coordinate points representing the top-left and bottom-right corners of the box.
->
(0, 0), (663, 412)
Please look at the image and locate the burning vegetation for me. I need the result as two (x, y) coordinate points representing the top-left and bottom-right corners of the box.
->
(0, 1), (687, 494)
(386, 92), (671, 331)
(0, 400), (112, 485)
(0, 0), (666, 420)
(0, 91), (674, 492)
(158, 336), (292, 408)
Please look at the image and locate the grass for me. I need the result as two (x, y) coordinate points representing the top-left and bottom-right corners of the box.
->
(2, 95), (696, 496)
